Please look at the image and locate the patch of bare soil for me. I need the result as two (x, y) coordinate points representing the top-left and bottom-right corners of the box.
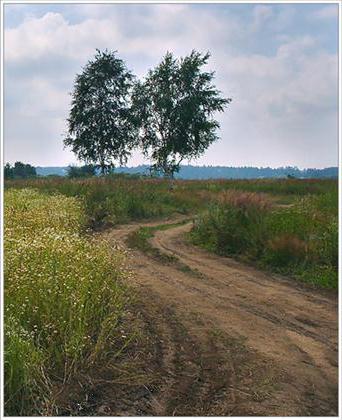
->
(60, 218), (338, 416)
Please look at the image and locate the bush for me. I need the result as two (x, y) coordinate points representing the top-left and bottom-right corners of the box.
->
(192, 191), (272, 256)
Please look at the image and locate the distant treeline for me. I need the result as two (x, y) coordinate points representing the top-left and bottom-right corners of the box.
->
(5, 162), (37, 179)
(34, 165), (338, 179)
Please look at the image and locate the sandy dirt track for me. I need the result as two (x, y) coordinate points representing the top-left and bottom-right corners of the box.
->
(101, 217), (338, 416)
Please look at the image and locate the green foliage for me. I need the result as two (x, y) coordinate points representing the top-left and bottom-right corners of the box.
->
(132, 50), (231, 177)
(4, 162), (36, 179)
(191, 190), (338, 289)
(4, 315), (46, 416)
(192, 192), (271, 256)
(64, 49), (138, 174)
(4, 189), (129, 415)
(67, 164), (96, 178)
(4, 163), (13, 179)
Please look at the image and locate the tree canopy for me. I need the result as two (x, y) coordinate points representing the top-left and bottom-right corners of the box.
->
(132, 51), (231, 178)
(4, 162), (36, 179)
(64, 50), (138, 174)
(67, 164), (96, 178)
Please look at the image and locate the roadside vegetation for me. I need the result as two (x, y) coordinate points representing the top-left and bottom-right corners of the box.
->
(4, 189), (130, 415)
(190, 188), (338, 289)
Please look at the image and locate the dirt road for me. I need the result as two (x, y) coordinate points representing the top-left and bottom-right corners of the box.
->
(101, 218), (338, 416)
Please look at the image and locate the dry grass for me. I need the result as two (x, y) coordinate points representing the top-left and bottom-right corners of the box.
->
(267, 234), (307, 265)
(216, 190), (273, 212)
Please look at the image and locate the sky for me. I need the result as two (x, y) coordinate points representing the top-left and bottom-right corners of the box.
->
(3, 2), (339, 168)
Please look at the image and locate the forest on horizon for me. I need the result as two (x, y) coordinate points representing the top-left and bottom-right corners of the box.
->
(34, 164), (338, 179)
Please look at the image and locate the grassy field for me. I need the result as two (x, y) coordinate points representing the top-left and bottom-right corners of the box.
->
(5, 176), (336, 227)
(4, 189), (130, 415)
(4, 176), (338, 413)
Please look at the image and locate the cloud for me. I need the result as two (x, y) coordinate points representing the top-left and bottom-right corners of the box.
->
(310, 5), (338, 20)
(4, 4), (339, 168)
(5, 12), (122, 63)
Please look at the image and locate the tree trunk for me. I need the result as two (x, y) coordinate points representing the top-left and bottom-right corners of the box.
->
(100, 160), (106, 175)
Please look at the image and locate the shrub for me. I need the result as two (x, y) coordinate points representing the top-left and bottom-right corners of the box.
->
(192, 191), (272, 256)
(191, 191), (338, 289)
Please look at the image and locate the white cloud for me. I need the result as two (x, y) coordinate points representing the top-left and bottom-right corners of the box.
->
(4, 4), (338, 168)
(276, 35), (316, 59)
(5, 12), (123, 63)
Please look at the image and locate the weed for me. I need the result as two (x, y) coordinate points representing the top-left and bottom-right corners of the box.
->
(4, 189), (130, 415)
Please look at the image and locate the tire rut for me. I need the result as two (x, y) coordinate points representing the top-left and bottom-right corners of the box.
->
(99, 218), (338, 416)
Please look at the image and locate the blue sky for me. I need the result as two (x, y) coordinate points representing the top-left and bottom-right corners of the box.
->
(4, 2), (339, 168)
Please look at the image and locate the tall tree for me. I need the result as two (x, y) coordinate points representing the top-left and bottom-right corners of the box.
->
(132, 50), (231, 178)
(64, 50), (137, 174)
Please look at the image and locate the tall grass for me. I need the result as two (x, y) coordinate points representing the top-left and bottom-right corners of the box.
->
(5, 176), (337, 229)
(191, 190), (338, 289)
(4, 189), (130, 415)
(5, 176), (202, 228)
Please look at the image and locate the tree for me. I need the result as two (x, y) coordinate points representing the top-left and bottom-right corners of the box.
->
(14, 162), (36, 178)
(4, 163), (13, 179)
(64, 50), (138, 174)
(132, 50), (231, 178)
(4, 162), (36, 179)
(67, 164), (96, 178)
